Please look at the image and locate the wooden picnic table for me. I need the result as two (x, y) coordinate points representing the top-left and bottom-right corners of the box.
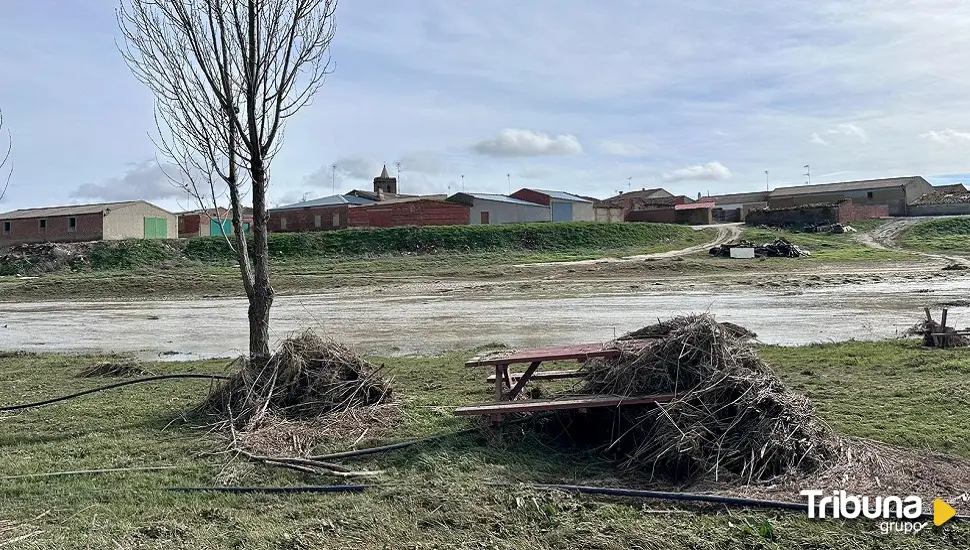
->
(460, 340), (661, 422)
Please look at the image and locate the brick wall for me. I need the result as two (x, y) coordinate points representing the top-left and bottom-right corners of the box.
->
(837, 202), (889, 223)
(348, 201), (470, 228)
(745, 205), (838, 227)
(626, 208), (677, 223)
(268, 205), (349, 233)
(746, 199), (886, 227)
(0, 212), (103, 245)
(510, 189), (550, 206)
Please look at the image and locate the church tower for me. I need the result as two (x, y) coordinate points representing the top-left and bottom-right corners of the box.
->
(373, 165), (397, 194)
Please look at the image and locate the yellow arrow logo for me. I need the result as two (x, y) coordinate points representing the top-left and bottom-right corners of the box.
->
(934, 498), (956, 526)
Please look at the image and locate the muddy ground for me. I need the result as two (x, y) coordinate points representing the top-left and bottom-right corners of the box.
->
(1, 221), (967, 358)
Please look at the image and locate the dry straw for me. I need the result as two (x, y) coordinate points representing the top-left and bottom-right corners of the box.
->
(562, 314), (834, 483)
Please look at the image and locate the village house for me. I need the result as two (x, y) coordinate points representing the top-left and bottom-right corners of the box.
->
(178, 207), (253, 238)
(767, 176), (933, 216)
(446, 192), (551, 225)
(0, 200), (177, 246)
(510, 188), (595, 222)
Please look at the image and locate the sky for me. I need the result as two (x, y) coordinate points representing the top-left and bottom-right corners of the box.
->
(2, 0), (970, 212)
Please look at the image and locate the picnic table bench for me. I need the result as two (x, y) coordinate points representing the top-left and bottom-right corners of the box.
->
(457, 340), (671, 422)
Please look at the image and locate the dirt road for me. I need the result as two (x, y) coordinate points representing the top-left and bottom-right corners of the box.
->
(514, 224), (742, 267)
(856, 216), (970, 265)
(2, 273), (966, 360)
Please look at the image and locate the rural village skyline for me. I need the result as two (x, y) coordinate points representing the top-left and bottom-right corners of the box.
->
(2, 0), (970, 212)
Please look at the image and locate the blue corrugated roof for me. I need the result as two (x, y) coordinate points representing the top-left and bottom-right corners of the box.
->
(458, 193), (548, 207)
(530, 189), (593, 203)
(274, 194), (374, 210)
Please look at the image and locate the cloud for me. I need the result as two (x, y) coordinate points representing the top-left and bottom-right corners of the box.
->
(810, 122), (869, 145)
(919, 128), (970, 146)
(600, 140), (645, 157)
(518, 166), (554, 180)
(395, 153), (443, 175)
(72, 160), (190, 202)
(661, 161), (731, 183)
(471, 129), (583, 157)
(335, 156), (384, 180)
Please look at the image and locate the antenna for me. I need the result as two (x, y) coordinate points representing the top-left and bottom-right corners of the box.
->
(461, 174), (465, 191)
(627, 176), (632, 190)
(507, 173), (511, 194)
(395, 162), (402, 193)
(331, 163), (337, 194)
(803, 164), (811, 185)
(765, 169), (769, 191)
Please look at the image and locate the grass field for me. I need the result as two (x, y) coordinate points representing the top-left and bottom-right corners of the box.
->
(739, 225), (916, 262)
(900, 217), (970, 253)
(0, 224), (716, 301)
(2, 340), (969, 549)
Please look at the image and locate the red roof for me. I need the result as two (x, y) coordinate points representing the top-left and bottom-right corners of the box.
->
(674, 202), (715, 210)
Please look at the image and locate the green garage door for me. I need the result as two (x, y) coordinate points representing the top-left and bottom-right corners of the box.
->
(144, 217), (168, 239)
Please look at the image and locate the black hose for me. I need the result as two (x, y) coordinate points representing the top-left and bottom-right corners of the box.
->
(524, 484), (970, 522)
(0, 374), (230, 412)
(168, 485), (366, 494)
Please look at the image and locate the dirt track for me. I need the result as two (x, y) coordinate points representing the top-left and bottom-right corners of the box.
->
(515, 224), (742, 267)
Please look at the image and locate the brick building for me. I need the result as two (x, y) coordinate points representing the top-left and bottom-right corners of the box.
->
(0, 200), (176, 246)
(178, 207), (253, 238)
(768, 176), (932, 216)
(268, 194), (374, 233)
(347, 196), (469, 228)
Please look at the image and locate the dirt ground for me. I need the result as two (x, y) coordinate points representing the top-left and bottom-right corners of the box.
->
(2, 221), (968, 359)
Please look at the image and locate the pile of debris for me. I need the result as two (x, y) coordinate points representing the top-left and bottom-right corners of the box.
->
(905, 308), (969, 348)
(0, 242), (88, 275)
(200, 330), (393, 428)
(553, 315), (834, 483)
(709, 238), (810, 258)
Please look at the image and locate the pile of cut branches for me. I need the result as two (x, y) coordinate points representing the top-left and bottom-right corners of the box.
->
(201, 329), (392, 427)
(557, 314), (833, 483)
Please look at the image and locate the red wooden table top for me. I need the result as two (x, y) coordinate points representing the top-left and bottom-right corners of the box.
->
(465, 339), (655, 367)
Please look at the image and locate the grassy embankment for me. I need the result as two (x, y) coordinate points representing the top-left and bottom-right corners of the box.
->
(1, 340), (969, 549)
(739, 219), (917, 262)
(900, 217), (970, 253)
(0, 222), (713, 301)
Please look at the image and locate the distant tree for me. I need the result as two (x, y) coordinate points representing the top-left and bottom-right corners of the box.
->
(0, 108), (11, 201)
(118, 0), (338, 362)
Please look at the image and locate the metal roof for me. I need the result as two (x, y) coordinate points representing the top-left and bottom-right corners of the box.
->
(709, 190), (770, 204)
(769, 176), (928, 197)
(0, 200), (167, 220)
(448, 193), (548, 207)
(355, 194), (450, 207)
(273, 194), (374, 210)
(605, 188), (673, 202)
(528, 189), (593, 203)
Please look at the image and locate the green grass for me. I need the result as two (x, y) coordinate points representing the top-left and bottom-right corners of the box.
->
(1, 341), (969, 548)
(740, 226), (915, 261)
(185, 222), (705, 261)
(0, 226), (715, 301)
(900, 217), (970, 253)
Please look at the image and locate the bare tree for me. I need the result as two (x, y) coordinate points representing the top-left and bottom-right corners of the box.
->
(118, 0), (337, 362)
(0, 108), (11, 202)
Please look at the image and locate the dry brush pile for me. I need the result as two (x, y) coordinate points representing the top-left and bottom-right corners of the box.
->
(555, 314), (835, 484)
(199, 330), (395, 475)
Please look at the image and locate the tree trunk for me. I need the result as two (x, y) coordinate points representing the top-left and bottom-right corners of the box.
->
(248, 156), (274, 363)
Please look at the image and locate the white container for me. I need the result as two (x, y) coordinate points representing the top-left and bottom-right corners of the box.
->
(729, 247), (756, 259)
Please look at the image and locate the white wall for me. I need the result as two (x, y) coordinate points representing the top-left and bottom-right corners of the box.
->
(468, 199), (551, 224)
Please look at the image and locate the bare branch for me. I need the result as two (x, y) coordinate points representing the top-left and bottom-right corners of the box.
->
(118, 0), (338, 361)
(0, 108), (13, 202)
